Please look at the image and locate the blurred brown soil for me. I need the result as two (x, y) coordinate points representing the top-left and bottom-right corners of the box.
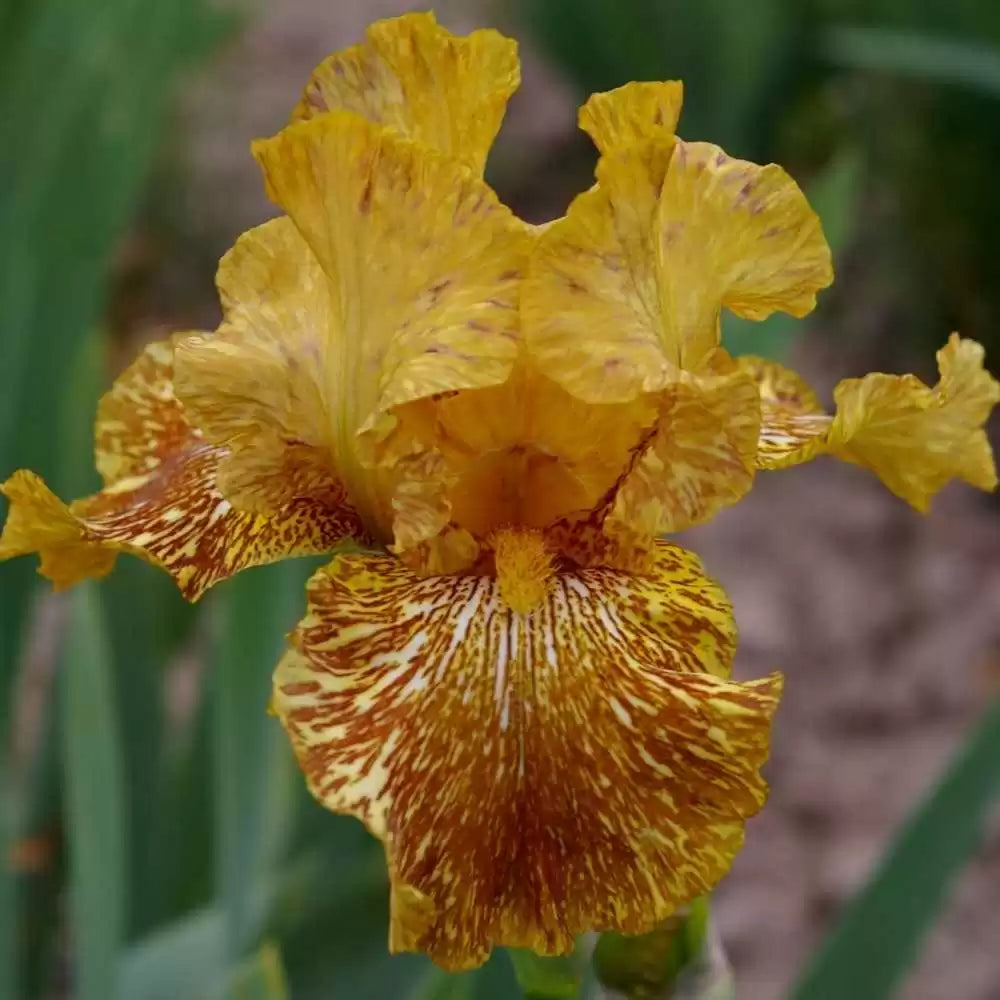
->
(158, 4), (1000, 998)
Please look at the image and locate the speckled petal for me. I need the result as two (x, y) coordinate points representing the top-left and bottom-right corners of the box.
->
(738, 337), (999, 508)
(252, 112), (527, 527)
(735, 354), (832, 469)
(525, 140), (831, 402)
(579, 81), (684, 153)
(273, 542), (780, 969)
(829, 334), (999, 509)
(0, 339), (365, 599)
(606, 367), (761, 545)
(173, 219), (344, 522)
(292, 11), (519, 176)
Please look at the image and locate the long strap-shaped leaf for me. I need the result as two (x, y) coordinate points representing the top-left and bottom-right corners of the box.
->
(790, 692), (1000, 1000)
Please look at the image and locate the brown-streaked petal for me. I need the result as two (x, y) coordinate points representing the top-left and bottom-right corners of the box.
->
(735, 353), (832, 470)
(738, 337), (999, 510)
(606, 366), (761, 546)
(524, 139), (831, 402)
(252, 112), (528, 528)
(273, 541), (780, 969)
(292, 11), (519, 176)
(0, 339), (365, 599)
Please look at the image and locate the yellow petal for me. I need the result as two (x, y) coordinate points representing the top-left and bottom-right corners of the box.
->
(735, 354), (832, 469)
(738, 336), (1000, 509)
(829, 334), (999, 509)
(0, 339), (365, 599)
(525, 140), (831, 402)
(253, 112), (527, 522)
(579, 80), (684, 153)
(273, 541), (780, 969)
(173, 219), (346, 518)
(606, 366), (761, 546)
(292, 11), (519, 176)
(386, 362), (657, 575)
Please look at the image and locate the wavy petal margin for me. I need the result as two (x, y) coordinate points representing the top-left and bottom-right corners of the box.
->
(738, 336), (999, 508)
(579, 81), (684, 154)
(292, 11), (519, 176)
(252, 112), (527, 523)
(273, 542), (780, 969)
(0, 339), (365, 599)
(525, 137), (832, 402)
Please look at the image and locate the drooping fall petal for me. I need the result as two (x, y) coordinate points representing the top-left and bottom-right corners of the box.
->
(525, 134), (832, 401)
(0, 339), (365, 599)
(292, 11), (519, 176)
(272, 542), (780, 969)
(735, 353), (832, 470)
(738, 335), (999, 509)
(251, 111), (528, 529)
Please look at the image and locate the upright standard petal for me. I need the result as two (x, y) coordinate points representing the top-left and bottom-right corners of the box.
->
(525, 138), (832, 401)
(273, 542), (780, 969)
(292, 12), (518, 176)
(738, 335), (1000, 509)
(0, 339), (365, 599)
(579, 81), (684, 154)
(174, 219), (346, 518)
(252, 112), (528, 530)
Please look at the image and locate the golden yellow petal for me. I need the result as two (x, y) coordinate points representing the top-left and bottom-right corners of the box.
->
(828, 334), (999, 510)
(252, 112), (527, 522)
(1, 340), (365, 599)
(292, 11), (519, 176)
(579, 81), (684, 153)
(524, 140), (831, 402)
(735, 354), (832, 469)
(606, 367), (760, 545)
(173, 219), (349, 520)
(273, 542), (780, 969)
(385, 363), (657, 575)
(523, 157), (674, 405)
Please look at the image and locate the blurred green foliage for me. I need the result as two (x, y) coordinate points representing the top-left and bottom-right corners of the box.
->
(1, 0), (999, 999)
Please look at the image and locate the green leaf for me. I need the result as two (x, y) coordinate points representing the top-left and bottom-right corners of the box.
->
(790, 693), (1000, 1000)
(594, 898), (710, 999)
(822, 25), (1000, 98)
(60, 584), (127, 1000)
(212, 559), (318, 957)
(207, 942), (290, 1000)
(508, 948), (584, 999)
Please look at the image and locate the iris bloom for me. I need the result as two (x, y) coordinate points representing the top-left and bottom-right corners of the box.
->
(2, 13), (997, 970)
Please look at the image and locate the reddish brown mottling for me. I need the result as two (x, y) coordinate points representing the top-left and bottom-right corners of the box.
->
(273, 541), (780, 969)
(0, 338), (367, 599)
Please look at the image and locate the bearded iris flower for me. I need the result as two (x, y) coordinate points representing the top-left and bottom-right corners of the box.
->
(2, 12), (997, 971)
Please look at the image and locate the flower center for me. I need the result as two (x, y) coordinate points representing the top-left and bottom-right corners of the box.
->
(491, 526), (554, 614)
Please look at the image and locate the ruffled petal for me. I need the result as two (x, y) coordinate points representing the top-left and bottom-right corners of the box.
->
(606, 366), (761, 546)
(0, 339), (365, 599)
(524, 139), (831, 402)
(735, 354), (832, 469)
(579, 81), (684, 153)
(173, 219), (344, 518)
(273, 542), (780, 969)
(739, 336), (1000, 509)
(292, 11), (519, 176)
(829, 335), (999, 509)
(252, 112), (528, 524)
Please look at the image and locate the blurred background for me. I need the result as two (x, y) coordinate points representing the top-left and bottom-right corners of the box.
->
(1, 1), (999, 999)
